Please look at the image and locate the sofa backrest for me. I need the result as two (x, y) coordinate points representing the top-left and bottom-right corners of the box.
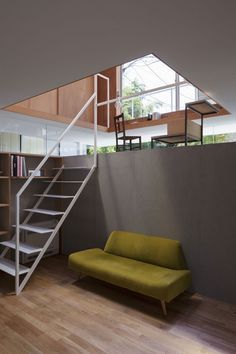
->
(104, 231), (187, 270)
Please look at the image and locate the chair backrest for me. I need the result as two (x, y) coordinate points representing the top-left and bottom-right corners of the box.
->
(114, 113), (126, 141)
(104, 230), (188, 270)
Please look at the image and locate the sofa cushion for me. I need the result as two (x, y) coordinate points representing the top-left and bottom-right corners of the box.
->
(104, 231), (187, 270)
(69, 248), (191, 302)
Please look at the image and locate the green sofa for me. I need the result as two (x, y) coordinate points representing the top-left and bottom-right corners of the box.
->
(68, 231), (191, 315)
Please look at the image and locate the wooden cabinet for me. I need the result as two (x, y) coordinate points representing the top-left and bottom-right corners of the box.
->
(0, 153), (10, 238)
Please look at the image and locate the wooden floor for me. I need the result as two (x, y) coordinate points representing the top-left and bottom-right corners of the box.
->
(0, 256), (235, 354)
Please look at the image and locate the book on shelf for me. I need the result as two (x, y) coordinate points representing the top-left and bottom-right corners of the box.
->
(11, 155), (27, 177)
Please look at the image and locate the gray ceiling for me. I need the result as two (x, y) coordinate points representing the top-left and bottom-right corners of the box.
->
(1, 0), (236, 115)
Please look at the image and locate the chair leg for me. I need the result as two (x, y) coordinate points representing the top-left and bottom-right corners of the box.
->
(161, 300), (167, 316)
(139, 137), (142, 150)
(130, 139), (132, 150)
(151, 138), (154, 149)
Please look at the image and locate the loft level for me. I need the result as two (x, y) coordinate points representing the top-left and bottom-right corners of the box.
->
(108, 104), (229, 133)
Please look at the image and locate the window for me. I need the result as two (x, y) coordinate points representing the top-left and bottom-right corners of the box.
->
(122, 54), (176, 91)
(179, 84), (198, 110)
(121, 54), (207, 118)
(0, 132), (20, 153)
(21, 136), (45, 154)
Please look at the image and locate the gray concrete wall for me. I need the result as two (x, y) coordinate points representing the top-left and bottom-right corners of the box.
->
(62, 143), (236, 305)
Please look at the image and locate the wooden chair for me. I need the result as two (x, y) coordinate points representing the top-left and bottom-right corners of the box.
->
(114, 113), (142, 152)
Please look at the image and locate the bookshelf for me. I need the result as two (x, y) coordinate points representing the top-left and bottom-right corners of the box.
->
(0, 153), (10, 238)
(0, 152), (62, 243)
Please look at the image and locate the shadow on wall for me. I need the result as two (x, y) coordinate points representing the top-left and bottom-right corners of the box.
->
(62, 167), (98, 254)
(95, 152), (136, 238)
(62, 145), (236, 304)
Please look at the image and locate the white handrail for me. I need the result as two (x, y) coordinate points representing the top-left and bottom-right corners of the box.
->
(14, 72), (111, 294)
(94, 75), (98, 167)
(16, 92), (96, 199)
(97, 73), (110, 128)
(15, 90), (97, 294)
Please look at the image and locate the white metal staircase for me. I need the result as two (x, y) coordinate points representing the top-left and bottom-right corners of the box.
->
(0, 74), (110, 295)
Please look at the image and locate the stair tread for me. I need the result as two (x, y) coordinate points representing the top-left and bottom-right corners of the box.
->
(0, 241), (42, 254)
(53, 167), (91, 170)
(0, 258), (29, 276)
(13, 224), (54, 234)
(43, 180), (83, 183)
(34, 194), (74, 199)
(25, 208), (64, 216)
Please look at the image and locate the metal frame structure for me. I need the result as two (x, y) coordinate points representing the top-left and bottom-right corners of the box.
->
(184, 100), (220, 146)
(151, 100), (219, 148)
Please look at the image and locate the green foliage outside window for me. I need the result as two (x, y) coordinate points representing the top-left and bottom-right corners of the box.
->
(87, 146), (116, 155)
(122, 79), (160, 120)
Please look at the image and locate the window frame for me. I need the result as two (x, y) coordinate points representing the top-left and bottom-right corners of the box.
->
(120, 55), (200, 118)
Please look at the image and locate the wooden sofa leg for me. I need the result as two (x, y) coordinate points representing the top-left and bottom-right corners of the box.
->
(161, 300), (167, 316)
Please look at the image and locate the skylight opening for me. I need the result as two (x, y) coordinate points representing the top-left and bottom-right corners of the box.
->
(121, 53), (213, 118)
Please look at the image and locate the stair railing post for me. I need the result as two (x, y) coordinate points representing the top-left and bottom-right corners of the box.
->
(94, 74), (98, 167)
(15, 195), (20, 295)
(107, 78), (110, 128)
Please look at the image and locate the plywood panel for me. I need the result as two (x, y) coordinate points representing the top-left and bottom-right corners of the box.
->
(11, 99), (30, 109)
(58, 77), (94, 123)
(29, 90), (57, 114)
(168, 119), (201, 139)
(9, 90), (57, 114)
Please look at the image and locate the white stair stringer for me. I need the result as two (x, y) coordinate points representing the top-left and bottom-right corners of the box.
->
(17, 165), (96, 294)
(0, 76), (104, 295)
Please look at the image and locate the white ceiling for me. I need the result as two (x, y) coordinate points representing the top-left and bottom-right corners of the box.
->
(0, 0), (236, 117)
